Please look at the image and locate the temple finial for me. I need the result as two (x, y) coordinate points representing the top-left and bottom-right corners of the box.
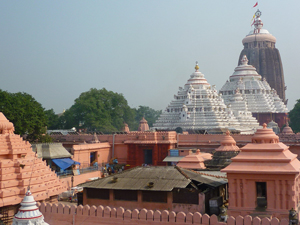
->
(195, 61), (199, 71)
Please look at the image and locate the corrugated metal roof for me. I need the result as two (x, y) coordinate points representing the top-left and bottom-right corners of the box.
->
(32, 143), (71, 159)
(179, 169), (227, 187)
(80, 166), (190, 191)
(80, 166), (228, 191)
(163, 156), (185, 162)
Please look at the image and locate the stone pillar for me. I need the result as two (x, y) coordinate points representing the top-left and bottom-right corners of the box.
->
(137, 191), (142, 205)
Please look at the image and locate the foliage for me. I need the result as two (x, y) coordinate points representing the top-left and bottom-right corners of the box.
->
(289, 99), (300, 133)
(45, 109), (61, 130)
(0, 90), (48, 142)
(131, 106), (162, 130)
(62, 88), (135, 133)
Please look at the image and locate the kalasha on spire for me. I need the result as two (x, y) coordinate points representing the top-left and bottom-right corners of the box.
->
(195, 61), (199, 72)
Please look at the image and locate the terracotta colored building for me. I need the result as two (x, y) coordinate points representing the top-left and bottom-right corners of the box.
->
(0, 113), (67, 223)
(72, 141), (111, 168)
(125, 131), (177, 167)
(222, 124), (300, 220)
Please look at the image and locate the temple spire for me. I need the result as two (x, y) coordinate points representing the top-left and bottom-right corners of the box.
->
(195, 61), (199, 72)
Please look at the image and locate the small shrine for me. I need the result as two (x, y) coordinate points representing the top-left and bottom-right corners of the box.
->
(138, 117), (149, 131)
(12, 189), (49, 225)
(282, 122), (294, 135)
(205, 131), (240, 170)
(122, 122), (130, 132)
(222, 124), (300, 220)
(176, 149), (212, 170)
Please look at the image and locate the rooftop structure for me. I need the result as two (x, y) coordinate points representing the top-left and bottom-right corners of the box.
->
(222, 124), (300, 219)
(122, 122), (130, 132)
(12, 189), (48, 225)
(176, 149), (212, 170)
(153, 63), (259, 134)
(220, 55), (288, 127)
(282, 122), (294, 135)
(138, 117), (149, 132)
(79, 166), (227, 214)
(238, 9), (286, 103)
(205, 131), (240, 170)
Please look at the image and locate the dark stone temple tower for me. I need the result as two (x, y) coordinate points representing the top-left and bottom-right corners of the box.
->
(238, 10), (286, 104)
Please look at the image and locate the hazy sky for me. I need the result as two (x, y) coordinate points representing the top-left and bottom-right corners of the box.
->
(1, 1), (299, 114)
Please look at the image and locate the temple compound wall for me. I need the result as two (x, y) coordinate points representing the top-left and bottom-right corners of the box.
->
(38, 203), (290, 225)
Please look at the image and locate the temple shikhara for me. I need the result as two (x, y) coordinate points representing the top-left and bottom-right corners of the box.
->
(0, 113), (67, 223)
(238, 10), (286, 104)
(2, 7), (299, 225)
(220, 55), (288, 128)
(153, 62), (260, 134)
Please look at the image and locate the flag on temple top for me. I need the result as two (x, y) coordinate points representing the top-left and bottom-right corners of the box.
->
(250, 14), (255, 26)
(253, 2), (258, 7)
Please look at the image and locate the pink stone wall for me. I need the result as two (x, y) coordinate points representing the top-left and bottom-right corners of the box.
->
(38, 202), (289, 225)
(113, 144), (128, 164)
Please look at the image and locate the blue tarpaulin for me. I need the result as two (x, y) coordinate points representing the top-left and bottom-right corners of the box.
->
(52, 158), (80, 170)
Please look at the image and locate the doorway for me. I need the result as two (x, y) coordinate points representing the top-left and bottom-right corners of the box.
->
(144, 149), (153, 165)
(90, 151), (97, 164)
(256, 182), (267, 209)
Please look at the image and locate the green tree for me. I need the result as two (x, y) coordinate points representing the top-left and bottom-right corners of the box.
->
(289, 99), (300, 132)
(0, 90), (48, 142)
(63, 88), (135, 133)
(45, 109), (60, 130)
(133, 106), (162, 130)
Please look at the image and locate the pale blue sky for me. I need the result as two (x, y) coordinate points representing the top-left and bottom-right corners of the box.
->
(0, 1), (299, 113)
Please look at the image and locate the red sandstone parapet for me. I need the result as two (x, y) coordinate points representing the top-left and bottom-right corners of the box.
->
(38, 202), (289, 225)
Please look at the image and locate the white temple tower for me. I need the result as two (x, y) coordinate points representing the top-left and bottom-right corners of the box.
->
(153, 62), (259, 134)
(220, 55), (288, 128)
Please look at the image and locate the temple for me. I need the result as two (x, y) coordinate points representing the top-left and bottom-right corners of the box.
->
(205, 131), (240, 170)
(0, 113), (66, 223)
(238, 9), (286, 103)
(222, 124), (300, 220)
(220, 55), (288, 128)
(153, 62), (259, 134)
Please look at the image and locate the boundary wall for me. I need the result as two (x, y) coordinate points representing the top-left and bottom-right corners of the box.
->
(38, 203), (289, 225)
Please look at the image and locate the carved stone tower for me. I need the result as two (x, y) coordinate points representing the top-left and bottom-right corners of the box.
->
(238, 9), (286, 104)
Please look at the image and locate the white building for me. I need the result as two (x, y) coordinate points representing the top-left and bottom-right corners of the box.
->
(153, 63), (259, 134)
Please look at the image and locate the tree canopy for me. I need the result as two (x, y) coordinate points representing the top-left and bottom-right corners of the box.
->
(59, 89), (162, 133)
(62, 88), (135, 133)
(0, 90), (48, 142)
(289, 99), (300, 133)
